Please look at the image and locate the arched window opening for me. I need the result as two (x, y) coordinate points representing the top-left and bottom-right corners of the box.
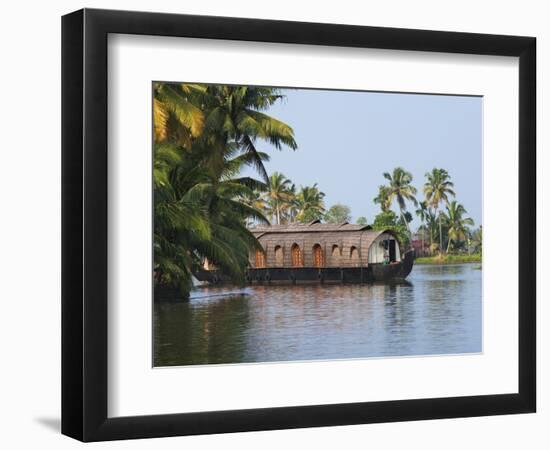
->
(331, 244), (340, 266)
(350, 246), (360, 266)
(291, 244), (303, 267)
(274, 245), (284, 267)
(313, 244), (324, 268)
(255, 249), (266, 268)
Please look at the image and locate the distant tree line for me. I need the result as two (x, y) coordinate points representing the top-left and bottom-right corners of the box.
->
(246, 166), (481, 257)
(371, 167), (481, 256)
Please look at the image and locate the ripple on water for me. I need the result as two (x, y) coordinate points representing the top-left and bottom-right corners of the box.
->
(154, 264), (482, 366)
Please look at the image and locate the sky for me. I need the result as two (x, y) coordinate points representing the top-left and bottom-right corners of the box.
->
(242, 88), (482, 229)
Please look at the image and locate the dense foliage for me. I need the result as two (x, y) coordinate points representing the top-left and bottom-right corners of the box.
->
(325, 204), (352, 224)
(153, 83), (297, 297)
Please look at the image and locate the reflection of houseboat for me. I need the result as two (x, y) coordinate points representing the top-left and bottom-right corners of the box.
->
(195, 220), (414, 284)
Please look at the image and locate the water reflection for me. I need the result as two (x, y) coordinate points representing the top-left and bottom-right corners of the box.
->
(154, 264), (481, 366)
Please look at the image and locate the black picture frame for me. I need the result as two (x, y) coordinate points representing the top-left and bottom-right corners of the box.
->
(62, 8), (536, 442)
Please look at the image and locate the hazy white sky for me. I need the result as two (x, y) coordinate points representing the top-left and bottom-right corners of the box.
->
(242, 88), (482, 228)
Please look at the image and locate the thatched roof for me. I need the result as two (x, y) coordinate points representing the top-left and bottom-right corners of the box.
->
(250, 220), (372, 238)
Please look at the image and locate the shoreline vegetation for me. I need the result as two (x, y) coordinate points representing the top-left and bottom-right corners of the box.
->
(415, 254), (482, 265)
(153, 82), (482, 298)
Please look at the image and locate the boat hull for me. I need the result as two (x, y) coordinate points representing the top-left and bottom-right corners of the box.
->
(194, 250), (414, 285)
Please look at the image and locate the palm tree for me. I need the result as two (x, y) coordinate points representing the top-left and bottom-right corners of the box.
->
(424, 209), (439, 255)
(199, 85), (297, 182)
(295, 184), (326, 223)
(424, 168), (456, 254)
(382, 167), (418, 230)
(239, 188), (268, 226)
(152, 83), (297, 297)
(153, 143), (210, 291)
(286, 183), (298, 223)
(154, 142), (270, 295)
(373, 185), (392, 212)
(443, 201), (474, 253)
(265, 172), (294, 224)
(415, 201), (429, 255)
(153, 82), (205, 148)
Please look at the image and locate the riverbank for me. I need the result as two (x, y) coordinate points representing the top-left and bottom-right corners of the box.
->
(415, 254), (481, 265)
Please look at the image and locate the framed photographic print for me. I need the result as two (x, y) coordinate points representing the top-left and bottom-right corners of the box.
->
(61, 8), (536, 441)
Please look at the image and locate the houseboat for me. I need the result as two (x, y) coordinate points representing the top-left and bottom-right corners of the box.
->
(195, 220), (414, 284)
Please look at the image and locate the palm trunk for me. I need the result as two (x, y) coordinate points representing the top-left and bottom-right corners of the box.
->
(421, 221), (425, 256)
(447, 236), (452, 253)
(276, 200), (280, 225)
(430, 223), (434, 256)
(438, 207), (443, 254)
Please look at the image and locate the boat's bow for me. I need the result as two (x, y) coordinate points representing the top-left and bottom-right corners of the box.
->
(400, 249), (415, 279)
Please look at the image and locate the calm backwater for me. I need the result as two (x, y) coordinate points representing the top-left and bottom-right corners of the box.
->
(154, 264), (482, 366)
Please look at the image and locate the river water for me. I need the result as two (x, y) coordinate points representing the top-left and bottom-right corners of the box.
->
(154, 263), (482, 366)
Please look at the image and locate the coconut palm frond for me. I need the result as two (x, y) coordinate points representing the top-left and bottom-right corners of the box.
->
(152, 83), (297, 296)
(156, 83), (205, 138)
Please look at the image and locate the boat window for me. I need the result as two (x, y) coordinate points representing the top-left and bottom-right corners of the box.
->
(255, 249), (266, 268)
(350, 246), (360, 265)
(291, 244), (303, 267)
(313, 244), (324, 268)
(274, 245), (284, 267)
